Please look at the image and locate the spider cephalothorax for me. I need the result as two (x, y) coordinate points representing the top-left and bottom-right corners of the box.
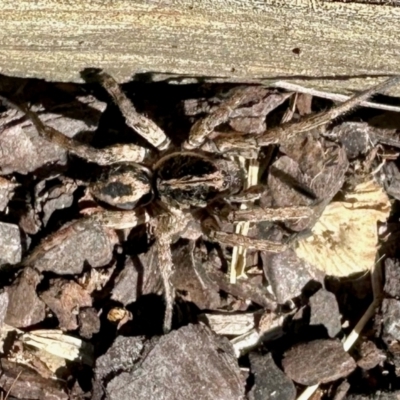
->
(155, 152), (244, 208)
(3, 71), (399, 332)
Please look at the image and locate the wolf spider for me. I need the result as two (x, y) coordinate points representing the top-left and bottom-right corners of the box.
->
(2, 72), (399, 332)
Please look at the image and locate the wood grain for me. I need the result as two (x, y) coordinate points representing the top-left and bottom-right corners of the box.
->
(0, 0), (400, 95)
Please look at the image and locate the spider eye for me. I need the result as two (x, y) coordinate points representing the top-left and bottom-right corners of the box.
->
(155, 152), (233, 207)
(90, 163), (152, 209)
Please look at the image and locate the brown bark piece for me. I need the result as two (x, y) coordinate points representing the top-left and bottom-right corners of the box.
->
(35, 177), (78, 226)
(332, 380), (351, 400)
(0, 94), (105, 175)
(383, 258), (400, 298)
(106, 324), (244, 400)
(19, 205), (42, 236)
(329, 122), (397, 159)
(0, 222), (21, 266)
(25, 219), (118, 275)
(381, 162), (400, 202)
(248, 352), (296, 400)
(40, 279), (92, 331)
(262, 250), (324, 304)
(171, 240), (221, 310)
(78, 307), (101, 339)
(356, 341), (386, 370)
(0, 291), (9, 328)
(282, 339), (357, 385)
(205, 262), (276, 310)
(0, 177), (17, 212)
(386, 341), (400, 376)
(111, 252), (162, 306)
(95, 335), (146, 380)
(309, 288), (342, 338)
(296, 93), (313, 116)
(267, 142), (348, 231)
(0, 359), (68, 400)
(381, 298), (400, 342)
(0, 109), (66, 175)
(5, 267), (45, 328)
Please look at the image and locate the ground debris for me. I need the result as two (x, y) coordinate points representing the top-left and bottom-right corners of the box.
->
(78, 307), (100, 339)
(20, 329), (93, 365)
(184, 87), (292, 135)
(328, 122), (398, 159)
(0, 94), (105, 175)
(5, 267), (45, 328)
(262, 249), (324, 304)
(355, 340), (386, 370)
(105, 324), (244, 400)
(0, 358), (68, 399)
(0, 222), (21, 267)
(295, 179), (390, 277)
(0, 292), (9, 328)
(309, 288), (342, 338)
(379, 162), (400, 201)
(345, 391), (400, 400)
(199, 312), (256, 336)
(40, 279), (92, 331)
(111, 251), (162, 305)
(0, 177), (18, 212)
(248, 352), (296, 400)
(0, 75), (399, 399)
(171, 239), (221, 310)
(34, 176), (78, 227)
(25, 219), (118, 274)
(282, 339), (357, 385)
(381, 298), (400, 342)
(333, 380), (351, 400)
(204, 256), (277, 310)
(267, 139), (348, 231)
(383, 258), (400, 297)
(95, 335), (146, 380)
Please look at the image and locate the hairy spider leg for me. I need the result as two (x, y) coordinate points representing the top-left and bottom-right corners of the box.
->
(206, 76), (400, 155)
(201, 205), (310, 253)
(0, 96), (147, 165)
(183, 86), (267, 150)
(226, 206), (313, 223)
(151, 206), (191, 333)
(95, 71), (171, 151)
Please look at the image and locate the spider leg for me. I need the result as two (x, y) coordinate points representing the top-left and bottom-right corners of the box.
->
(226, 205), (313, 223)
(153, 218), (176, 333)
(23, 209), (149, 267)
(182, 87), (263, 150)
(95, 71), (171, 151)
(84, 208), (150, 229)
(0, 96), (147, 165)
(151, 206), (191, 333)
(203, 76), (400, 156)
(203, 205), (311, 252)
(227, 184), (265, 203)
(208, 230), (287, 253)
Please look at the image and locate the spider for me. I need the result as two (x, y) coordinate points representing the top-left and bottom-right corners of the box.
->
(2, 72), (399, 333)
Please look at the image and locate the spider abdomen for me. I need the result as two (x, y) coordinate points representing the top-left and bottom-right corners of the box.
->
(90, 163), (152, 209)
(155, 152), (243, 208)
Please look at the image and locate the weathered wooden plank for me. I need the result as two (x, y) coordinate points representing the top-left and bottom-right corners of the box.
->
(0, 0), (400, 95)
